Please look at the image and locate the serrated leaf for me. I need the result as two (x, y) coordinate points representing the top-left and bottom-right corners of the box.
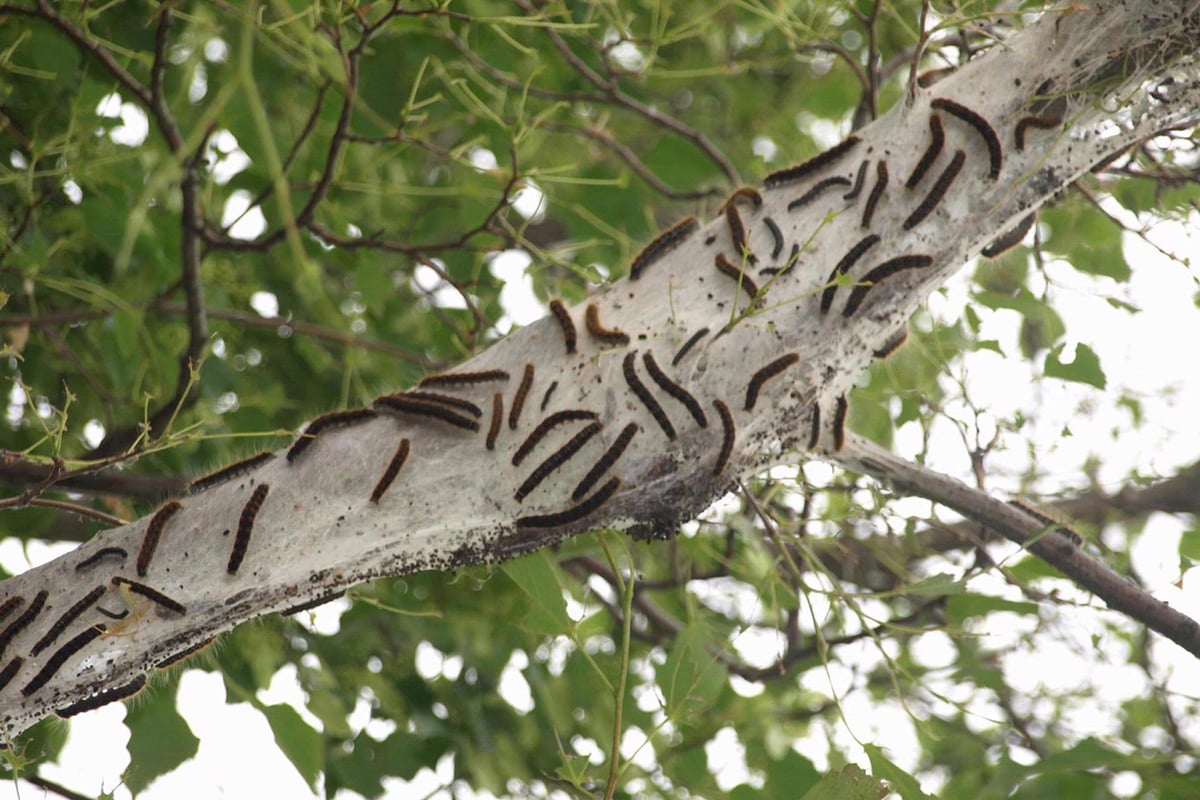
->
(864, 744), (935, 800)
(262, 703), (323, 789)
(1044, 343), (1106, 389)
(660, 624), (725, 723)
(799, 764), (888, 800)
(502, 551), (570, 635)
(125, 685), (199, 795)
(764, 749), (820, 799)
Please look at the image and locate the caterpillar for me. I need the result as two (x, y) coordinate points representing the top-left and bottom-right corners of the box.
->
(714, 253), (760, 305)
(282, 590), (346, 616)
(95, 606), (129, 620)
(903, 149), (965, 230)
(623, 351), (677, 440)
(712, 398), (735, 476)
(720, 186), (763, 210)
(904, 114), (944, 189)
(57, 675), (147, 718)
(764, 136), (862, 189)
(762, 216), (784, 260)
(861, 161), (889, 228)
(21, 624), (106, 697)
(0, 589), (48, 658)
(370, 438), (410, 504)
(373, 395), (481, 432)
(725, 205), (756, 264)
(228, 483), (269, 575)
(842, 255), (934, 317)
(807, 404), (821, 449)
(1014, 115), (1062, 152)
(31, 585), (106, 657)
(548, 299), (577, 355)
(1008, 498), (1083, 546)
(189, 452), (274, 495)
(486, 393), (503, 451)
(509, 364), (534, 430)
(672, 328), (710, 367)
(584, 303), (631, 347)
(643, 351), (707, 428)
(515, 476), (621, 529)
(844, 159), (870, 200)
(820, 234), (880, 314)
(630, 216), (699, 280)
(155, 637), (216, 669)
(981, 213), (1036, 257)
(786, 176), (852, 211)
(418, 369), (510, 388)
(74, 547), (129, 573)
(572, 423), (638, 501)
(512, 410), (599, 466)
(873, 327), (909, 359)
(137, 500), (182, 578)
(397, 391), (483, 418)
(0, 596), (20, 624)
(761, 242), (802, 277)
(287, 408), (378, 463)
(514, 421), (603, 502)
(744, 353), (800, 411)
(0, 657), (22, 692)
(111, 577), (186, 615)
(931, 98), (1001, 179)
(540, 381), (558, 412)
(832, 394), (848, 451)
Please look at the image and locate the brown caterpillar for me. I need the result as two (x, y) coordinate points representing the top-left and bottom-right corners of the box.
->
(282, 590), (346, 616)
(1014, 115), (1062, 152)
(0, 589), (48, 658)
(842, 255), (934, 317)
(714, 253), (760, 305)
(111, 577), (186, 615)
(764, 136), (862, 189)
(931, 98), (1001, 179)
(623, 351), (676, 440)
(1008, 498), (1083, 545)
(672, 328), (709, 366)
(584, 303), (631, 347)
(861, 161), (888, 228)
(0, 596), (20, 625)
(712, 398), (735, 476)
(418, 369), (510, 388)
(720, 186), (763, 210)
(540, 381), (558, 411)
(288, 408), (378, 463)
(516, 476), (621, 529)
(155, 636), (216, 668)
(21, 624), (107, 697)
(514, 421), (603, 502)
(512, 410), (599, 466)
(744, 353), (800, 411)
(762, 216), (784, 260)
(643, 351), (707, 428)
(31, 586), (106, 657)
(370, 438), (410, 504)
(190, 452), (274, 495)
(761, 242), (802, 277)
(398, 391), (483, 418)
(873, 328), (909, 359)
(96, 606), (129, 620)
(486, 393), (503, 451)
(725, 205), (756, 265)
(844, 159), (869, 200)
(903, 149), (965, 230)
(832, 394), (848, 451)
(373, 395), (481, 432)
(548, 299), (577, 355)
(75, 547), (128, 572)
(820, 234), (880, 314)
(629, 216), (699, 280)
(807, 405), (821, 449)
(572, 423), (638, 501)
(509, 364), (534, 430)
(905, 114), (944, 189)
(787, 176), (852, 211)
(58, 675), (147, 717)
(228, 483), (269, 575)
(0, 657), (22, 692)
(981, 213), (1036, 257)
(138, 499), (182, 578)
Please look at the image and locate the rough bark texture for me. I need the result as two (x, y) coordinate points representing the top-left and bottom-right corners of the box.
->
(2, 0), (1200, 737)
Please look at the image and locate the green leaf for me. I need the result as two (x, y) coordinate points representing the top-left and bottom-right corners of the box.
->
(764, 749), (820, 799)
(904, 573), (967, 597)
(1180, 528), (1200, 563)
(261, 703), (323, 789)
(502, 551), (570, 635)
(946, 594), (1040, 623)
(1044, 343), (1106, 389)
(125, 685), (200, 795)
(799, 764), (888, 800)
(660, 624), (725, 724)
(864, 744), (934, 800)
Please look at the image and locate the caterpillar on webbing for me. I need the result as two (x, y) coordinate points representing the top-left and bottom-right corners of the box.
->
(515, 476), (620, 529)
(832, 394), (848, 451)
(905, 114), (944, 189)
(844, 159), (869, 200)
(74, 547), (128, 573)
(509, 364), (534, 430)
(820, 235), (880, 315)
(56, 675), (148, 717)
(672, 328), (709, 367)
(623, 351), (676, 441)
(572, 423), (638, 502)
(725, 204), (756, 265)
(0, 589), (48, 658)
(903, 149), (965, 230)
(370, 439), (410, 504)
(585, 303), (631, 347)
(111, 577), (186, 615)
(288, 408), (378, 463)
(486, 393), (503, 451)
(861, 161), (888, 228)
(714, 253), (760, 305)
(841, 255), (934, 318)
(981, 213), (1036, 258)
(21, 624), (107, 696)
(787, 176), (852, 211)
(643, 351), (707, 429)
(630, 216), (699, 280)
(931, 98), (1001, 179)
(190, 452), (273, 495)
(762, 216), (784, 260)
(373, 395), (481, 432)
(397, 391), (483, 418)
(548, 300), (577, 355)
(744, 353), (800, 411)
(712, 399), (735, 476)
(138, 500), (182, 578)
(513, 410), (599, 467)
(764, 137), (861, 189)
(720, 186), (763, 210)
(515, 421), (603, 502)
(1014, 115), (1061, 152)
(228, 484), (269, 575)
(418, 369), (510, 388)
(31, 586), (106, 657)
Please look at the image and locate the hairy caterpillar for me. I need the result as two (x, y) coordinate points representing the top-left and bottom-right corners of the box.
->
(509, 364), (534, 430)
(714, 253), (760, 305)
(0, 596), (21, 624)
(832, 394), (848, 451)
(725, 205), (756, 264)
(57, 675), (148, 717)
(21, 624), (106, 696)
(515, 421), (603, 502)
(548, 300), (577, 355)
(761, 242), (802, 278)
(1014, 115), (1062, 152)
(764, 136), (862, 189)
(844, 159), (869, 200)
(282, 590), (347, 617)
(155, 637), (216, 669)
(288, 408), (378, 462)
(744, 353), (800, 411)
(820, 234), (881, 315)
(643, 352), (707, 428)
(623, 351), (677, 440)
(370, 438), (411, 504)
(31, 586), (106, 657)
(981, 213), (1036, 257)
(189, 452), (273, 495)
(842, 255), (934, 317)
(0, 589), (48, 658)
(807, 405), (821, 449)
(374, 395), (481, 432)
(540, 381), (558, 412)
(111, 577), (186, 615)
(486, 393), (503, 451)
(762, 216), (784, 260)
(931, 98), (1001, 179)
(720, 186), (764, 209)
(397, 391), (483, 418)
(418, 369), (510, 388)
(585, 303), (631, 347)
(873, 328), (909, 359)
(74, 547), (128, 573)
(228, 483), (269, 575)
(630, 216), (699, 280)
(787, 176), (852, 211)
(672, 328), (710, 367)
(903, 149), (965, 230)
(712, 399), (735, 476)
(0, 657), (22, 692)
(905, 114), (944, 189)
(516, 476), (621, 529)
(862, 161), (889, 228)
(95, 606), (129, 620)
(137, 500), (182, 578)
(513, 410), (600, 466)
(572, 423), (638, 501)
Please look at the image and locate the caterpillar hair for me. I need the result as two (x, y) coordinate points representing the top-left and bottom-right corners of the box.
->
(832, 394), (849, 451)
(155, 637), (216, 669)
(0, 657), (22, 692)
(21, 624), (106, 697)
(572, 423), (638, 501)
(643, 352), (707, 428)
(31, 586), (106, 657)
(720, 186), (763, 210)
(398, 391), (483, 418)
(714, 253), (760, 305)
(486, 393), (503, 451)
(820, 234), (880, 314)
(873, 328), (909, 359)
(0, 596), (20, 625)
(1014, 115), (1062, 152)
(514, 421), (603, 502)
(724, 205), (756, 264)
(516, 477), (621, 529)
(418, 369), (510, 388)
(905, 114), (944, 189)
(228, 483), (269, 575)
(512, 410), (599, 466)
(509, 364), (534, 430)
(672, 328), (710, 367)
(74, 547), (129, 573)
(58, 675), (147, 718)
(111, 577), (186, 615)
(374, 395), (481, 432)
(548, 299), (577, 355)
(282, 590), (346, 617)
(370, 438), (411, 504)
(931, 98), (1001, 179)
(0, 589), (48, 658)
(138, 500), (182, 578)
(786, 176), (852, 211)
(981, 213), (1036, 257)
(540, 381), (558, 412)
(762, 216), (784, 260)
(903, 149), (965, 230)
(764, 136), (862, 189)
(630, 216), (699, 280)
(842, 255), (934, 317)
(584, 303), (631, 347)
(189, 452), (274, 495)
(712, 398), (735, 476)
(744, 353), (800, 411)
(861, 161), (889, 228)
(288, 408), (378, 463)
(623, 351), (677, 441)
(844, 159), (870, 200)
(807, 404), (821, 449)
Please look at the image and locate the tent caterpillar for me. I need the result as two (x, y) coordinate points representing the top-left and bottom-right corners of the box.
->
(672, 328), (710, 367)
(398, 391), (483, 418)
(1014, 115), (1062, 152)
(155, 637), (216, 669)
(0, 596), (20, 625)
(95, 606), (129, 620)
(584, 303), (631, 347)
(744, 353), (800, 411)
(138, 500), (182, 578)
(725, 205), (756, 264)
(515, 476), (621, 529)
(572, 422), (638, 501)
(832, 394), (849, 451)
(373, 395), (481, 432)
(509, 364), (534, 430)
(74, 547), (129, 573)
(630, 216), (699, 280)
(807, 404), (821, 449)
(861, 161), (889, 228)
(0, 657), (22, 692)
(760, 242), (802, 278)
(820, 234), (881, 314)
(512, 410), (600, 466)
(418, 369), (510, 388)
(873, 328), (909, 359)
(903, 149), (965, 230)
(370, 438), (411, 504)
(228, 483), (269, 575)
(981, 213), (1036, 257)
(623, 351), (677, 441)
(643, 352), (707, 429)
(905, 114), (944, 189)
(282, 590), (346, 616)
(714, 253), (760, 305)
(548, 299), (577, 355)
(111, 577), (186, 615)
(720, 186), (763, 210)
(31, 586), (106, 657)
(288, 408), (378, 463)
(189, 452), (274, 495)
(486, 393), (503, 451)
(0, 589), (48, 658)
(762, 216), (784, 260)
(842, 255), (934, 317)
(931, 98), (1001, 179)
(21, 624), (107, 697)
(56, 674), (148, 718)
(764, 136), (862, 189)
(787, 176), (852, 211)
(514, 421), (603, 502)
(712, 398), (735, 476)
(844, 159), (870, 200)
(540, 381), (558, 411)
